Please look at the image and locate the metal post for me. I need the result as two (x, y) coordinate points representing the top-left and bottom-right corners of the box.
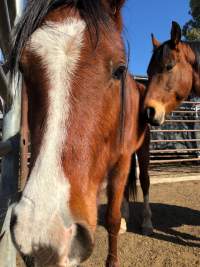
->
(0, 1), (24, 266)
(0, 0), (11, 59)
(0, 65), (9, 103)
(7, 0), (24, 27)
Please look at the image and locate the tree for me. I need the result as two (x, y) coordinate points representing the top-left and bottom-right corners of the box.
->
(183, 0), (200, 41)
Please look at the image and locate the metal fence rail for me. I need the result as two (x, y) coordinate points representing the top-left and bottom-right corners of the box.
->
(150, 101), (200, 164)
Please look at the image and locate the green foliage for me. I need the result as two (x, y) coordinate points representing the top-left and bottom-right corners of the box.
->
(183, 0), (200, 41)
(190, 0), (200, 19)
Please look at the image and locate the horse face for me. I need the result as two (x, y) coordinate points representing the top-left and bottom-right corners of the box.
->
(144, 22), (193, 126)
(10, 2), (126, 266)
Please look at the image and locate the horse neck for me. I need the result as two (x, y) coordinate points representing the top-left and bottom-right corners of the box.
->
(192, 70), (200, 96)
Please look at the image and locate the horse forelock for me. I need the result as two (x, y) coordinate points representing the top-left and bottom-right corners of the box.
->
(148, 40), (182, 74)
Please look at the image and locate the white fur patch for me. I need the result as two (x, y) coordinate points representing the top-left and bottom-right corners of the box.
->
(13, 18), (85, 256)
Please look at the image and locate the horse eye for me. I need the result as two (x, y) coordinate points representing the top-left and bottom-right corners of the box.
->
(19, 62), (24, 73)
(175, 93), (183, 101)
(113, 65), (126, 80)
(166, 63), (174, 71)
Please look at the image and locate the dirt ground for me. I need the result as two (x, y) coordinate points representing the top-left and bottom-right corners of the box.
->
(17, 180), (200, 267)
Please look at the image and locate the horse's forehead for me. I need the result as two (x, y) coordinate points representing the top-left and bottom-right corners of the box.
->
(162, 44), (171, 58)
(28, 18), (86, 59)
(162, 43), (180, 62)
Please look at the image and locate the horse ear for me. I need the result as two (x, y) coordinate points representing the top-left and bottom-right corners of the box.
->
(151, 33), (161, 50)
(170, 21), (181, 48)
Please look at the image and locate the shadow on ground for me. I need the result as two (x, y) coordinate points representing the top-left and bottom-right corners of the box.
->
(98, 202), (200, 248)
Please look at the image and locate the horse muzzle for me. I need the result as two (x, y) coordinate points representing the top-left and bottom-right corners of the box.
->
(10, 200), (94, 267)
(144, 100), (166, 126)
(144, 107), (164, 126)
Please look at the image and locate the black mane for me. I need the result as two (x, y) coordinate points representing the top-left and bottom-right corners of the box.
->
(187, 41), (200, 74)
(9, 0), (110, 75)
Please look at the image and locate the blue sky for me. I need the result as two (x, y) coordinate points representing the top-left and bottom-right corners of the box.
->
(122, 0), (191, 75)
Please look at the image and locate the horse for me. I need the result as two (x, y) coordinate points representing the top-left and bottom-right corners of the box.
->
(8, 1), (150, 266)
(144, 21), (200, 125)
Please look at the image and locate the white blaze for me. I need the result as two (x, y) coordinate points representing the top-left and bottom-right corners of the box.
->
(13, 18), (85, 255)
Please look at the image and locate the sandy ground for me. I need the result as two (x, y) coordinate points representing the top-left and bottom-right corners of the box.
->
(17, 180), (200, 267)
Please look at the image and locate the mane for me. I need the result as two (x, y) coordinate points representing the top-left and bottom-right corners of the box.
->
(9, 0), (110, 76)
(186, 41), (200, 74)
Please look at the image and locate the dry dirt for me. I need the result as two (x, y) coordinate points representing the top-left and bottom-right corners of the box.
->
(17, 180), (200, 267)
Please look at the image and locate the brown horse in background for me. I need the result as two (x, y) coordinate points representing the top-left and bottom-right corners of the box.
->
(8, 1), (151, 266)
(144, 21), (200, 125)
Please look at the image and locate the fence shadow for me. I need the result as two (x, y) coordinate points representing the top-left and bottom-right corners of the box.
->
(98, 202), (200, 248)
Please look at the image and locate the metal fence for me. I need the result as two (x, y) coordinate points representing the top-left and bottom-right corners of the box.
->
(150, 100), (200, 164)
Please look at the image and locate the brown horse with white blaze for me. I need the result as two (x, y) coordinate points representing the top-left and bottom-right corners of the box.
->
(8, 0), (149, 266)
(144, 21), (200, 125)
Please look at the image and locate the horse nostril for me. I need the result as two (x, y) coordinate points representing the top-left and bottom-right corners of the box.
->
(69, 223), (94, 263)
(145, 107), (155, 121)
(10, 212), (17, 231)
